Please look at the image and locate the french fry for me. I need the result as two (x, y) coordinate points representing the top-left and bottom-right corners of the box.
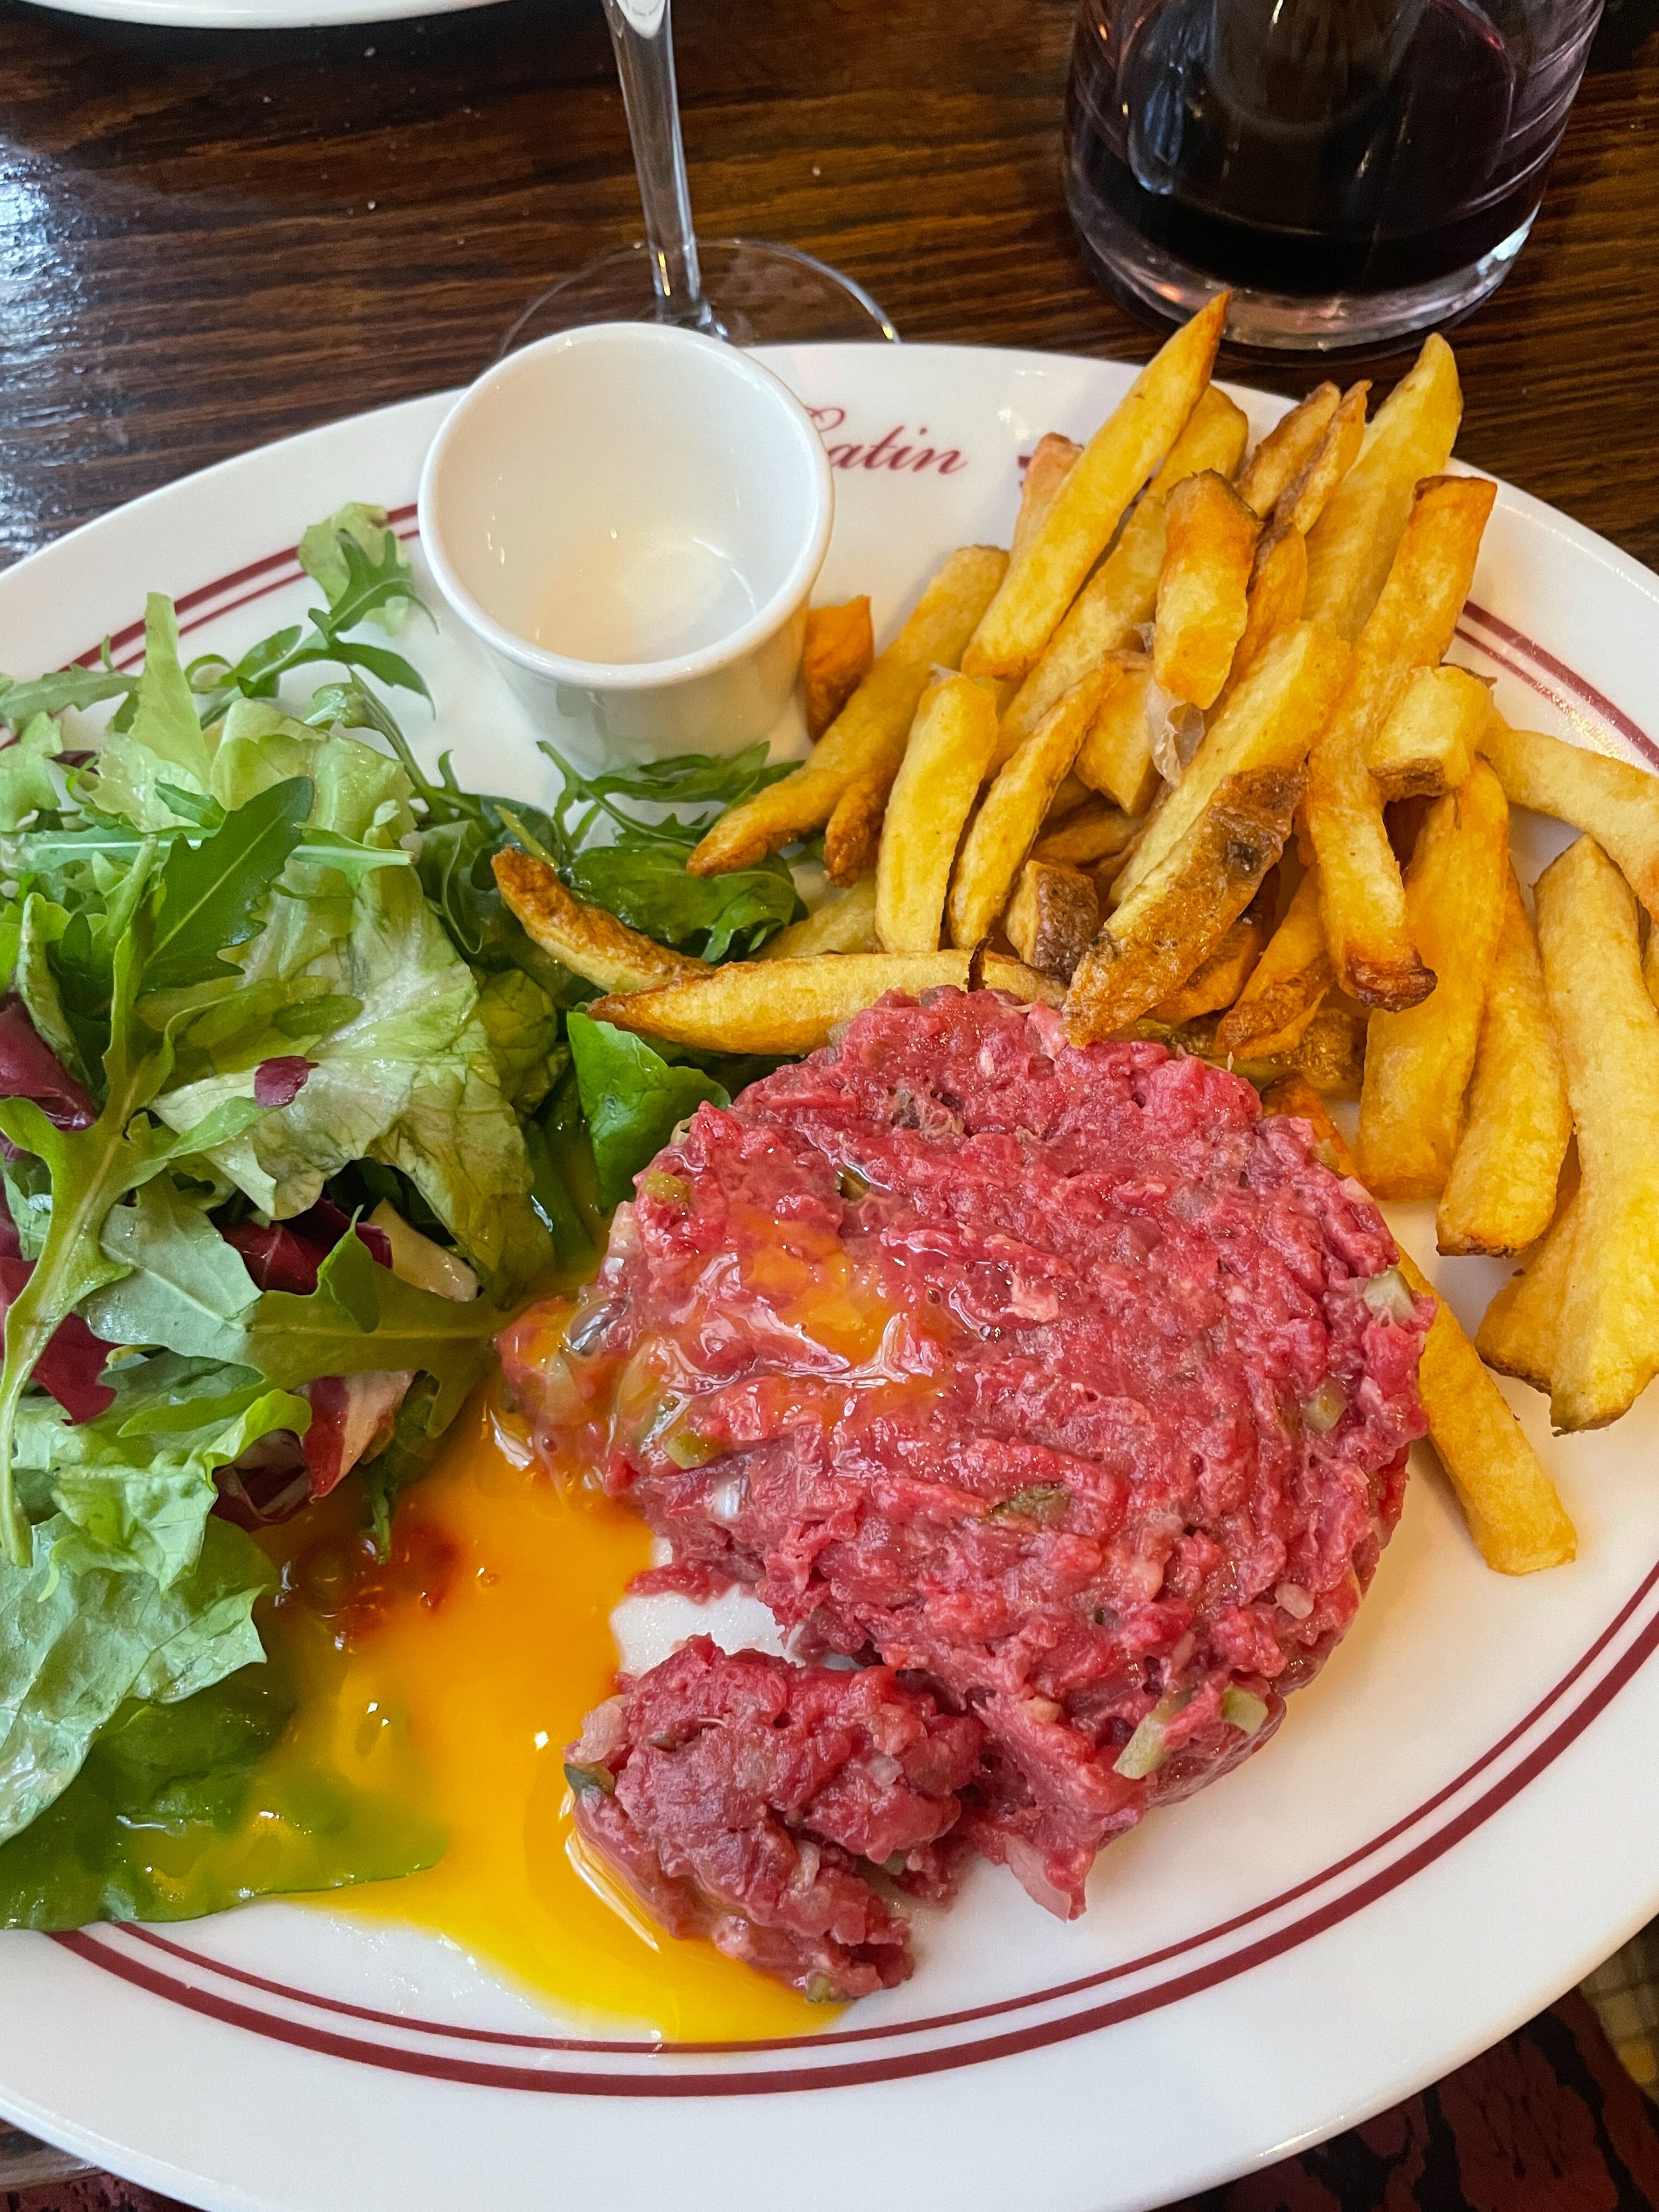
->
(1064, 765), (1303, 1041)
(1074, 656), (1161, 817)
(1004, 859), (1100, 982)
(964, 293), (1230, 682)
(689, 545), (1007, 874)
(1153, 471), (1260, 709)
(995, 388), (1250, 761)
(1214, 859), (1331, 1057)
(587, 952), (1062, 1058)
(948, 671), (1106, 949)
(1262, 1074), (1576, 1576)
(1306, 473), (1496, 1006)
(824, 771), (891, 888)
(1357, 760), (1510, 1199)
(1228, 525), (1308, 690)
(1275, 382), (1369, 539)
(1111, 622), (1350, 907)
(492, 849), (709, 994)
(1302, 333), (1463, 640)
(759, 875), (877, 959)
(875, 674), (999, 954)
(1046, 772), (1093, 824)
(803, 598), (874, 741)
(1013, 434), (1082, 558)
(1219, 388), (1369, 700)
(1368, 663), (1489, 802)
(1477, 1177), (1579, 1394)
(1236, 383), (1341, 517)
(1437, 868), (1571, 1256)
(1033, 799), (1137, 868)
(1479, 718), (1659, 921)
(1136, 996), (1362, 1095)
(1532, 834), (1659, 1430)
(1148, 899), (1268, 1023)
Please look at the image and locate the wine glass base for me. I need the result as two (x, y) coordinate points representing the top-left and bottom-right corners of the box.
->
(498, 238), (898, 358)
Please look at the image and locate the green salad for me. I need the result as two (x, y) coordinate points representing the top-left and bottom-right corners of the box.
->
(0, 504), (805, 1931)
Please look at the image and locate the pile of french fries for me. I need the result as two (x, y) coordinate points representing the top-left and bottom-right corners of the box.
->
(490, 296), (1659, 1583)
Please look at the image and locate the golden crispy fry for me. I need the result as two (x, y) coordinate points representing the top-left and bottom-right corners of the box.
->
(1477, 1177), (1579, 1394)
(689, 546), (1007, 875)
(1228, 526), (1308, 690)
(1303, 334), (1463, 640)
(492, 849), (709, 994)
(1074, 656), (1161, 817)
(1358, 761), (1510, 1199)
(1236, 384), (1341, 517)
(1307, 474), (1496, 1006)
(758, 875), (878, 959)
(1214, 860), (1331, 1056)
(587, 953), (1062, 1057)
(1046, 772), (1093, 824)
(1368, 664), (1489, 802)
(964, 293), (1230, 682)
(1153, 471), (1260, 710)
(1275, 383), (1369, 539)
(1148, 902), (1267, 1023)
(1479, 719), (1659, 921)
(995, 389), (1250, 762)
(948, 671), (1106, 950)
(1112, 622), (1350, 907)
(802, 597), (875, 741)
(824, 771), (891, 888)
(1139, 1002), (1362, 1097)
(1004, 859), (1100, 982)
(875, 674), (999, 954)
(1013, 434), (1082, 559)
(1437, 869), (1571, 1256)
(1532, 834), (1659, 1430)
(1033, 798), (1137, 867)
(1262, 1074), (1575, 1575)
(1064, 765), (1303, 1041)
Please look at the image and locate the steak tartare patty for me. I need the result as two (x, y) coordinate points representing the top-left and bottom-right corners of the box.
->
(502, 990), (1431, 1992)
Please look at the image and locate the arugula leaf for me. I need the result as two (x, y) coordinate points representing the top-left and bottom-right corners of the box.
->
(297, 506), (416, 637)
(0, 666), (136, 733)
(0, 1512), (271, 1844)
(144, 777), (312, 995)
(233, 1229), (504, 1426)
(83, 1177), (257, 1361)
(15, 895), (92, 1090)
(0, 857), (271, 1565)
(567, 1011), (728, 1209)
(0, 1657), (443, 1931)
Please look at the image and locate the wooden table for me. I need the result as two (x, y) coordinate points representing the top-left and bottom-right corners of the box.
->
(1, 0), (1658, 576)
(1, 0), (1658, 2203)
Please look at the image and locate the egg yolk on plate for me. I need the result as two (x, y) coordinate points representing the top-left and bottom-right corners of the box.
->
(256, 1394), (822, 2042)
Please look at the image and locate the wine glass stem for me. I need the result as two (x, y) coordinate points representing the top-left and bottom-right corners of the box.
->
(601, 0), (715, 331)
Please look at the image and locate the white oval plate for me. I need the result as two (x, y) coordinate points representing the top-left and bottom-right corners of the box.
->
(2, 344), (1658, 2212)
(19, 0), (505, 29)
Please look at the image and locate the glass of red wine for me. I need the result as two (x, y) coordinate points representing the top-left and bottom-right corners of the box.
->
(1064, 0), (1605, 351)
(501, 0), (896, 356)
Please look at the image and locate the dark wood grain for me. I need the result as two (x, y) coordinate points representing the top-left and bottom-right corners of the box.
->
(1, 0), (1658, 574)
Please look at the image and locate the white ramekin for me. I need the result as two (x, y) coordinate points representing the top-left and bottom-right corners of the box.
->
(417, 323), (834, 763)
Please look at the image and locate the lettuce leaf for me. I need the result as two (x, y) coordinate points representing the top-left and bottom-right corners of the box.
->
(84, 1177), (258, 1361)
(0, 1657), (442, 1931)
(0, 715), (64, 832)
(0, 1513), (271, 1845)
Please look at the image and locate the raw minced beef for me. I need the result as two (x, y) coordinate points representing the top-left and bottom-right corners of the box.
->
(501, 990), (1431, 1994)
(566, 1637), (983, 2000)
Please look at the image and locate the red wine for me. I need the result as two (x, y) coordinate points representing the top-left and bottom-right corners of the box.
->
(1066, 0), (1601, 303)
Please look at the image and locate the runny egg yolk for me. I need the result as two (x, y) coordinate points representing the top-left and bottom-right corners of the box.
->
(257, 1394), (824, 2042)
